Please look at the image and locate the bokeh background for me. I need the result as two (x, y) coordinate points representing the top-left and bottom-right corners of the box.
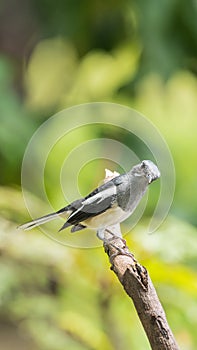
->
(0, 1), (197, 349)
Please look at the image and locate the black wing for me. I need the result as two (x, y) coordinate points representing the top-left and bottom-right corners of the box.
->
(65, 179), (119, 226)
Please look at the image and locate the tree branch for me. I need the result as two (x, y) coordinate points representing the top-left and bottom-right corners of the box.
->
(102, 169), (179, 349)
(103, 233), (180, 350)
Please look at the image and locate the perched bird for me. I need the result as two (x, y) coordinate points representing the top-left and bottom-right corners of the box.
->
(19, 160), (160, 240)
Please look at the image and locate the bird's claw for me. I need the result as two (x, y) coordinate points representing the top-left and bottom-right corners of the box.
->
(103, 236), (133, 260)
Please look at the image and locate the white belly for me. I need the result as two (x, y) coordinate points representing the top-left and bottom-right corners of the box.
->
(82, 206), (130, 229)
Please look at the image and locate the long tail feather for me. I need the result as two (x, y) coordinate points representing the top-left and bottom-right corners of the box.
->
(18, 212), (60, 231)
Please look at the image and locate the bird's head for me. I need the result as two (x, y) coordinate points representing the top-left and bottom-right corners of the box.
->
(131, 160), (160, 184)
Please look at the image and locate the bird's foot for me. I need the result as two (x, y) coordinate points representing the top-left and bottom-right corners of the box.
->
(103, 229), (133, 260)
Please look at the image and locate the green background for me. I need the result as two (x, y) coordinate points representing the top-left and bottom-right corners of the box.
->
(0, 1), (197, 349)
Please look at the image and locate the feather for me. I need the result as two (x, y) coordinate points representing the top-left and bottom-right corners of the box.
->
(71, 224), (86, 233)
(18, 212), (60, 231)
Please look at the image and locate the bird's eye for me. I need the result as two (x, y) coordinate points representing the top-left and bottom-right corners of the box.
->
(141, 161), (146, 169)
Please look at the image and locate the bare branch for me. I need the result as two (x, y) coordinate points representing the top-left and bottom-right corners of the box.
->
(104, 235), (180, 350)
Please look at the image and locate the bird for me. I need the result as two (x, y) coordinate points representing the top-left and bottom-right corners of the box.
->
(19, 160), (160, 240)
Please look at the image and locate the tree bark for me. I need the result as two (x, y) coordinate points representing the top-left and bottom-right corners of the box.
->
(103, 233), (180, 350)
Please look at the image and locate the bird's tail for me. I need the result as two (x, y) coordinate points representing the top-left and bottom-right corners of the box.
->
(18, 207), (70, 231)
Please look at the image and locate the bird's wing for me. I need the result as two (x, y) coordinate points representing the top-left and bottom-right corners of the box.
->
(65, 180), (118, 226)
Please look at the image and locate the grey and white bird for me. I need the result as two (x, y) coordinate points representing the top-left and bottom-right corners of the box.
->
(19, 160), (160, 240)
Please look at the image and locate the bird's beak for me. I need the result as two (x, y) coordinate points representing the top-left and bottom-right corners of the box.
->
(148, 169), (160, 183)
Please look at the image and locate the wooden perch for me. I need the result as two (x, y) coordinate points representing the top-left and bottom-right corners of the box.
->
(103, 233), (180, 350)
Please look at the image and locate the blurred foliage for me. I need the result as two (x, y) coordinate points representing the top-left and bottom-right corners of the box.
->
(0, 57), (37, 185)
(0, 1), (197, 349)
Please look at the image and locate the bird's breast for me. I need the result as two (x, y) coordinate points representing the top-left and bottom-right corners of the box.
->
(82, 206), (130, 229)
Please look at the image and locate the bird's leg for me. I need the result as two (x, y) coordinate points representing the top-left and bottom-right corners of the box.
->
(97, 228), (123, 245)
(97, 228), (121, 251)
(104, 228), (126, 245)
(96, 228), (106, 241)
(99, 228), (133, 259)
(104, 228), (126, 246)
